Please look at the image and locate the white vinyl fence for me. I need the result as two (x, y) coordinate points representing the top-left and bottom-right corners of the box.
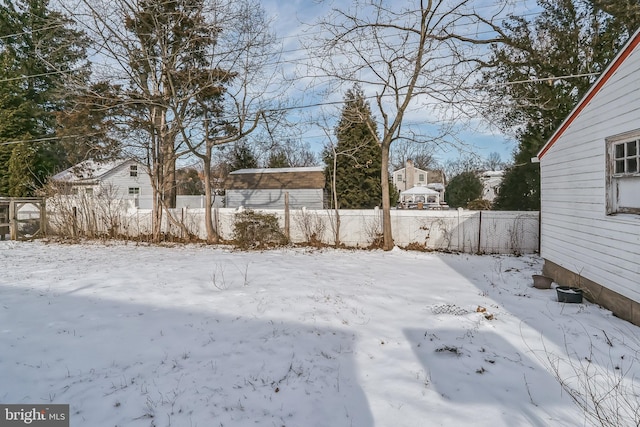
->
(46, 198), (539, 254)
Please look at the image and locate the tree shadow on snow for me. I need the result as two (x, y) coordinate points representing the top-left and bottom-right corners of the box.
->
(0, 285), (373, 427)
(404, 327), (571, 427)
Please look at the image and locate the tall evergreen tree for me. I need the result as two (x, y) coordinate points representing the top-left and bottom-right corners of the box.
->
(267, 150), (290, 168)
(323, 85), (382, 209)
(445, 172), (483, 208)
(229, 143), (259, 171)
(0, 0), (90, 196)
(486, 0), (640, 210)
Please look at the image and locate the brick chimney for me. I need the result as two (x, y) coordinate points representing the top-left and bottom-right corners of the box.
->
(406, 159), (415, 189)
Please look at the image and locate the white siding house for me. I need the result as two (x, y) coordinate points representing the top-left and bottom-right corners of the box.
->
(52, 159), (153, 208)
(392, 160), (446, 200)
(536, 29), (640, 325)
(480, 170), (504, 202)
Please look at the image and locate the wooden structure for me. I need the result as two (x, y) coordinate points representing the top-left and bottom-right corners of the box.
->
(0, 197), (47, 240)
(0, 199), (8, 240)
(535, 28), (640, 325)
(223, 167), (325, 209)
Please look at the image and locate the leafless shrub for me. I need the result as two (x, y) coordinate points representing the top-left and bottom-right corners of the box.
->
(540, 335), (640, 427)
(427, 218), (454, 251)
(94, 184), (127, 238)
(293, 208), (326, 246)
(508, 215), (527, 256)
(211, 261), (250, 290)
(45, 182), (128, 239)
(363, 212), (383, 248)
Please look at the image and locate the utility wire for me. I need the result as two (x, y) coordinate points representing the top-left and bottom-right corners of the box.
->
(0, 70), (602, 147)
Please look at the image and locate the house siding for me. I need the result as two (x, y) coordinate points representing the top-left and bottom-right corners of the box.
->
(539, 34), (640, 309)
(223, 167), (325, 209)
(101, 161), (153, 201)
(226, 189), (324, 210)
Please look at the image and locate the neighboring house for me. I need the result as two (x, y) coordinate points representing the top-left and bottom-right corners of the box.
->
(398, 186), (441, 209)
(223, 166), (325, 209)
(535, 28), (640, 325)
(479, 170), (504, 202)
(392, 160), (446, 200)
(52, 159), (153, 208)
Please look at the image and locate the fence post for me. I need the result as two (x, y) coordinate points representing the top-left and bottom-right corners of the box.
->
(538, 210), (542, 253)
(214, 207), (219, 239)
(477, 210), (482, 254)
(284, 192), (290, 240)
(9, 199), (16, 240)
(72, 206), (78, 238)
(457, 207), (462, 251)
(181, 207), (185, 239)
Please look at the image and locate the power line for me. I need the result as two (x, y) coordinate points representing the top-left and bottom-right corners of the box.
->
(0, 23), (67, 41)
(0, 132), (102, 147)
(0, 68), (83, 84)
(0, 2), (607, 148)
(0, 1), (561, 87)
(0, 67), (600, 147)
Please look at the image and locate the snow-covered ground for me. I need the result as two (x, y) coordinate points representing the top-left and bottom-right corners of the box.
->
(1, 241), (639, 427)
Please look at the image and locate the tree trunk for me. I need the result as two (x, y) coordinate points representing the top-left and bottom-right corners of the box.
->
(202, 150), (219, 243)
(151, 123), (164, 242)
(381, 141), (393, 250)
(332, 148), (341, 246)
(163, 152), (177, 209)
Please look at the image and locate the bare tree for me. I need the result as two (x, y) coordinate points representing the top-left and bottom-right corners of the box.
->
(323, 134), (375, 247)
(177, 2), (281, 243)
(306, 0), (503, 250)
(484, 151), (505, 171)
(444, 153), (485, 179)
(275, 139), (319, 168)
(71, 0), (280, 242)
(390, 139), (440, 171)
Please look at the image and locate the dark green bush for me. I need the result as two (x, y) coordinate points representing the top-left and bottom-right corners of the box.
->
(233, 210), (288, 250)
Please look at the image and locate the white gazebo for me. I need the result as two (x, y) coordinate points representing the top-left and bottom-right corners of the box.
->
(399, 186), (441, 209)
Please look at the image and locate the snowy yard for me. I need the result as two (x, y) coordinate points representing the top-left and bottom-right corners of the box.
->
(1, 241), (639, 427)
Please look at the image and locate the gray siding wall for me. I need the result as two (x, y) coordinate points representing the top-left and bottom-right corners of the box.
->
(540, 46), (640, 303)
(102, 162), (153, 201)
(226, 189), (324, 209)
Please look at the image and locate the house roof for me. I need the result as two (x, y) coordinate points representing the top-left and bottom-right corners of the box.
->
(224, 166), (325, 190)
(392, 166), (446, 183)
(537, 28), (640, 160)
(401, 186), (440, 195)
(52, 159), (138, 182)
(230, 166), (324, 175)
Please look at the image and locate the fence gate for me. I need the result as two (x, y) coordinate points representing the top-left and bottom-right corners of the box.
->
(0, 197), (46, 240)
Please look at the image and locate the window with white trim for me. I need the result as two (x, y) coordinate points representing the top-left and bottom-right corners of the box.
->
(613, 139), (639, 174)
(130, 165), (138, 177)
(418, 173), (425, 182)
(606, 130), (640, 214)
(128, 187), (140, 196)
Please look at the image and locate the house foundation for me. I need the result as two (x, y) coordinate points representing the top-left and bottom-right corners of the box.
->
(543, 259), (640, 326)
